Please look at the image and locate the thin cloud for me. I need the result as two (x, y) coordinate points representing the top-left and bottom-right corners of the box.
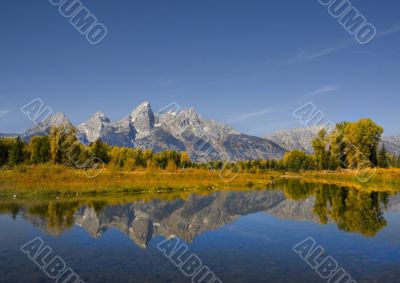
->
(376, 24), (400, 38)
(284, 24), (400, 64)
(230, 109), (273, 123)
(285, 44), (349, 64)
(303, 85), (339, 98)
(230, 85), (337, 125)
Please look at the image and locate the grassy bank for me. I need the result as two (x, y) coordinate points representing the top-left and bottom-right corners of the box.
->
(0, 165), (399, 197)
(282, 168), (400, 192)
(0, 164), (278, 197)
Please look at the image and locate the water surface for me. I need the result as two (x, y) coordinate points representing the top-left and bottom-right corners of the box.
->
(1, 181), (400, 283)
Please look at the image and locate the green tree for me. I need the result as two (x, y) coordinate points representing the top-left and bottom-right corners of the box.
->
(29, 136), (50, 164)
(49, 125), (82, 167)
(90, 138), (110, 164)
(344, 119), (383, 168)
(283, 150), (314, 172)
(0, 138), (14, 166)
(312, 129), (330, 170)
(8, 137), (27, 166)
(153, 150), (181, 169)
(50, 126), (63, 164)
(378, 144), (389, 168)
(329, 122), (350, 169)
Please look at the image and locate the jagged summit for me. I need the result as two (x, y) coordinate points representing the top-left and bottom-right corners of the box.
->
(49, 112), (70, 124)
(21, 101), (286, 161)
(129, 101), (155, 138)
(77, 111), (111, 143)
(23, 112), (72, 139)
(12, 104), (400, 160)
(91, 111), (109, 121)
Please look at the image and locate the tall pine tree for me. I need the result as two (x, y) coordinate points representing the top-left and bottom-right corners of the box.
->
(378, 145), (389, 168)
(8, 137), (26, 166)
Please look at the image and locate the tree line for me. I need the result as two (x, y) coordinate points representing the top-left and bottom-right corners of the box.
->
(0, 125), (193, 171)
(0, 118), (399, 172)
(281, 118), (400, 172)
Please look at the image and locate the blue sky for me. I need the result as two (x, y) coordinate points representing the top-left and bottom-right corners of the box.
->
(0, 0), (399, 136)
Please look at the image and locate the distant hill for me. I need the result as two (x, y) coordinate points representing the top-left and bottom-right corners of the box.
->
(0, 133), (18, 138)
(265, 127), (400, 156)
(264, 126), (327, 154)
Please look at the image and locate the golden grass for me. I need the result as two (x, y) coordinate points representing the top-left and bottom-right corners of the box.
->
(0, 164), (278, 197)
(283, 168), (400, 192)
(1, 164), (399, 197)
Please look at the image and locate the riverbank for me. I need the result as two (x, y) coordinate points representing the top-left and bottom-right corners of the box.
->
(282, 168), (400, 191)
(0, 165), (399, 197)
(0, 164), (278, 197)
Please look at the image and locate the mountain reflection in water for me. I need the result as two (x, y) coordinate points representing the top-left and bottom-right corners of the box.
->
(0, 180), (395, 249)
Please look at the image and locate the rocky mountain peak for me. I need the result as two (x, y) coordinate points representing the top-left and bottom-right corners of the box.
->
(45, 112), (71, 127)
(23, 112), (72, 139)
(129, 101), (155, 138)
(77, 111), (111, 143)
(20, 102), (287, 161)
(90, 111), (110, 122)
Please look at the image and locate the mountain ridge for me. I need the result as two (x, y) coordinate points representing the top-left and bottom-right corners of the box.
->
(17, 102), (286, 162)
(5, 102), (398, 160)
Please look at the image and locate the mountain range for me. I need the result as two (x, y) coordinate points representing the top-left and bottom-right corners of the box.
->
(19, 102), (286, 162)
(4, 101), (399, 161)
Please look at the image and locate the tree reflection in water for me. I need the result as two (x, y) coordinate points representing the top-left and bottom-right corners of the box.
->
(0, 181), (393, 240)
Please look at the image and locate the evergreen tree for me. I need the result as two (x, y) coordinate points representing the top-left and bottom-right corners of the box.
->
(378, 145), (389, 168)
(90, 138), (110, 164)
(29, 136), (50, 163)
(0, 138), (14, 166)
(8, 137), (26, 166)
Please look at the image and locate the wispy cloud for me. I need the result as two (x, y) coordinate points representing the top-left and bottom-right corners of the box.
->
(229, 85), (337, 125)
(230, 108), (273, 123)
(284, 24), (400, 64)
(376, 24), (400, 38)
(303, 85), (339, 98)
(284, 44), (349, 64)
